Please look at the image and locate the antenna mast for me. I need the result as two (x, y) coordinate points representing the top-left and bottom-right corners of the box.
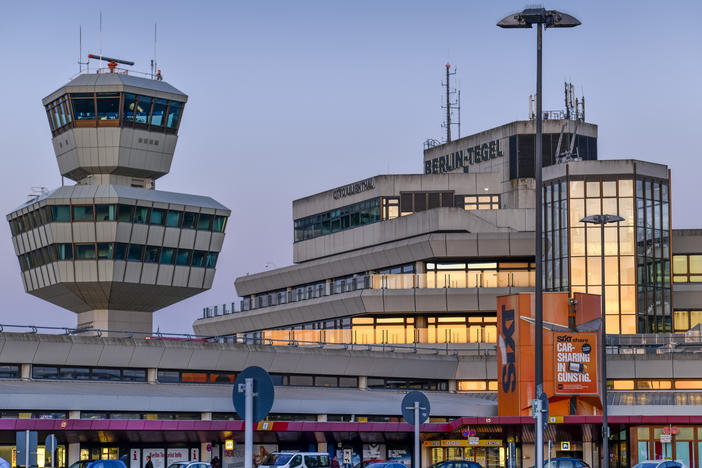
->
(441, 64), (460, 143)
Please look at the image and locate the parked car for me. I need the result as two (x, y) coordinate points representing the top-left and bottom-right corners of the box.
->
(365, 463), (407, 468)
(72, 461), (129, 468)
(353, 461), (390, 468)
(633, 461), (686, 468)
(530, 459), (590, 468)
(68, 460), (99, 468)
(259, 452), (331, 468)
(434, 462), (482, 468)
(167, 462), (212, 468)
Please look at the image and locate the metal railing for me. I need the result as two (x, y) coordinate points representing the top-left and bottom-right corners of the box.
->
(200, 272), (535, 319)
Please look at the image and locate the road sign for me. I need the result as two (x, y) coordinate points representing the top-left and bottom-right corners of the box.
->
(233, 366), (274, 422)
(660, 434), (672, 443)
(401, 391), (430, 424)
(560, 442), (571, 451)
(45, 434), (57, 455)
(539, 392), (549, 430)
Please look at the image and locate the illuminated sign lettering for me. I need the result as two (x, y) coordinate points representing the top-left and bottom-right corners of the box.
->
(424, 139), (504, 175)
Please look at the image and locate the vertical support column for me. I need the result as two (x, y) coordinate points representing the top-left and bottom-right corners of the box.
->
(448, 380), (457, 394)
(68, 443), (80, 466)
(244, 378), (253, 468)
(21, 364), (31, 380)
(147, 368), (157, 383)
(413, 402), (420, 468)
(358, 376), (367, 390)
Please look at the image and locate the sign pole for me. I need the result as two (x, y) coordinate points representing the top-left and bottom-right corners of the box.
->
(548, 440), (552, 468)
(413, 401), (419, 468)
(25, 430), (29, 468)
(244, 378), (253, 468)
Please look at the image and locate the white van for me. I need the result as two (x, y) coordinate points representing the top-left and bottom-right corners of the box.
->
(259, 452), (331, 468)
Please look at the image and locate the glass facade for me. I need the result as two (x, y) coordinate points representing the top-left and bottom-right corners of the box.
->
(544, 173), (671, 334)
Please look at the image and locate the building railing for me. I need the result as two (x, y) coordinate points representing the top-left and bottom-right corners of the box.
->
(201, 272), (535, 319)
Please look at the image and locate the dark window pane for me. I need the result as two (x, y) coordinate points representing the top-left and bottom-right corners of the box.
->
(127, 244), (144, 262)
(209, 372), (236, 384)
(149, 209), (165, 225)
(91, 368), (121, 381)
(182, 212), (197, 229)
(191, 250), (206, 267)
(166, 101), (183, 128)
(206, 252), (218, 268)
(123, 93), (136, 121)
(117, 204), (134, 222)
(160, 247), (175, 265)
(197, 214), (211, 230)
(135, 96), (152, 124)
(96, 94), (120, 120)
(95, 204), (116, 221)
(71, 95), (95, 120)
(134, 207), (149, 224)
(73, 205), (94, 221)
(165, 210), (181, 227)
(122, 369), (146, 382)
(314, 376), (338, 387)
(51, 205), (71, 222)
(144, 246), (160, 263)
(76, 244), (96, 260)
(175, 250), (191, 266)
(32, 366), (58, 379)
(150, 98), (167, 126)
(338, 377), (358, 388)
(212, 216), (227, 232)
(288, 375), (314, 386)
(59, 367), (90, 380)
(367, 378), (385, 388)
(114, 243), (128, 260)
(157, 370), (180, 383)
(57, 243), (73, 260)
(0, 365), (19, 378)
(97, 243), (113, 260)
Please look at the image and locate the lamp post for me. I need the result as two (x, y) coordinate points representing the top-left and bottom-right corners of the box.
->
(497, 8), (580, 468)
(580, 214), (624, 468)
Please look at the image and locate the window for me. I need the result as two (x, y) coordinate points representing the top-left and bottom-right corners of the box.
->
(95, 204), (116, 221)
(117, 204), (134, 222)
(59, 367), (90, 380)
(122, 93), (136, 121)
(135, 96), (152, 124)
(144, 246), (160, 263)
(70, 94), (95, 120)
(212, 216), (227, 232)
(160, 248), (175, 265)
(157, 370), (180, 383)
(191, 251), (206, 267)
(57, 243), (73, 260)
(150, 99), (167, 126)
(73, 205), (94, 221)
(673, 254), (702, 283)
(463, 194), (500, 210)
(32, 366), (58, 379)
(206, 252), (218, 268)
(122, 369), (147, 382)
(288, 375), (314, 386)
(166, 101), (183, 128)
(75, 244), (96, 260)
(114, 243), (128, 260)
(96, 93), (120, 120)
(0, 365), (19, 378)
(175, 250), (191, 266)
(149, 209), (165, 225)
(127, 244), (144, 262)
(91, 368), (121, 381)
(97, 243), (113, 260)
(182, 212), (198, 229)
(165, 210), (181, 227)
(51, 205), (71, 222)
(133, 207), (149, 224)
(197, 214), (212, 230)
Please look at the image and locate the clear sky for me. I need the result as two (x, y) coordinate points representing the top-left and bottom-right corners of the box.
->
(0, 1), (700, 334)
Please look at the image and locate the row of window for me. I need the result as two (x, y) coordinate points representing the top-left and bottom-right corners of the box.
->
(10, 204), (227, 236)
(31, 366), (146, 381)
(294, 198), (381, 242)
(673, 254), (702, 283)
(156, 369), (359, 388)
(45, 92), (184, 136)
(608, 378), (702, 390)
(18, 243), (218, 271)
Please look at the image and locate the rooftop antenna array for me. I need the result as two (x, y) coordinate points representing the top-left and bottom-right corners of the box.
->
(441, 64), (461, 143)
(77, 27), (89, 73)
(554, 82), (587, 164)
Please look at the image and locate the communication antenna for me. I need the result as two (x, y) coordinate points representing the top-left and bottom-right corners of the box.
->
(153, 23), (158, 80)
(99, 11), (103, 67)
(441, 64), (460, 143)
(77, 26), (89, 73)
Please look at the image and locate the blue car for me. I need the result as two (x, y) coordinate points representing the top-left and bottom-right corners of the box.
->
(530, 459), (590, 468)
(633, 461), (685, 468)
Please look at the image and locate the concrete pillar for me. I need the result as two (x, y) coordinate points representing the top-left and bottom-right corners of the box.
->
(583, 442), (594, 468)
(20, 364), (31, 380)
(76, 310), (153, 337)
(317, 414), (327, 422)
(68, 443), (80, 465)
(147, 368), (157, 383)
(200, 443), (211, 462)
(69, 410), (80, 419)
(521, 443), (534, 468)
(325, 279), (332, 295)
(358, 376), (367, 390)
(448, 380), (457, 393)
(415, 261), (425, 274)
(201, 412), (212, 421)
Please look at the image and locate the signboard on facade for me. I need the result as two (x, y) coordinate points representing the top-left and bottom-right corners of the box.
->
(167, 448), (188, 465)
(143, 449), (165, 468)
(422, 440), (502, 447)
(554, 332), (598, 395)
(130, 449), (141, 468)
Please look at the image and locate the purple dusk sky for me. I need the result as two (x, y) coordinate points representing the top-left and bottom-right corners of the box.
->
(0, 1), (699, 334)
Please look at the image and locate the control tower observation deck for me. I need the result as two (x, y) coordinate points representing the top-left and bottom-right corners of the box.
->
(6, 71), (231, 335)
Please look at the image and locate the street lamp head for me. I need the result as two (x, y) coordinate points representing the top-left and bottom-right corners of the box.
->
(580, 214), (625, 225)
(497, 8), (581, 29)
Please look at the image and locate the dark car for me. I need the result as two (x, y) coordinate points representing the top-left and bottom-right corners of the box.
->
(435, 462), (482, 468)
(530, 459), (590, 468)
(353, 461), (390, 468)
(365, 463), (407, 468)
(68, 461), (99, 468)
(70, 461), (129, 468)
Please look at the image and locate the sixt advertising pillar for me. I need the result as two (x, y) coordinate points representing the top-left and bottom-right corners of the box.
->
(496, 292), (603, 417)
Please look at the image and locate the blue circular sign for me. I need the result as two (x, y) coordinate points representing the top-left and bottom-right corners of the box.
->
(401, 390), (430, 424)
(233, 366), (275, 422)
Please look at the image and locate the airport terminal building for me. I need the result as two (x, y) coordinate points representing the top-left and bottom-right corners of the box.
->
(1, 67), (702, 468)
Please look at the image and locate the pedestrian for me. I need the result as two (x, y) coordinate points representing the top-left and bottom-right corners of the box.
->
(212, 457), (221, 468)
(145, 456), (154, 468)
(331, 456), (340, 468)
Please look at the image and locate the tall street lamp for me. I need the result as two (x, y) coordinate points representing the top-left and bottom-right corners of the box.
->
(497, 8), (581, 468)
(581, 214), (624, 468)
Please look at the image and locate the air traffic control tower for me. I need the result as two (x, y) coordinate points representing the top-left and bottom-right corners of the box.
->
(6, 62), (230, 336)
